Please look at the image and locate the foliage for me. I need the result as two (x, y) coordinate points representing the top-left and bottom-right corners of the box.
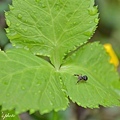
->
(0, 0), (120, 115)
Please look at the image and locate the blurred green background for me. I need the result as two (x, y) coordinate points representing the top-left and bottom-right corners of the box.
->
(0, 0), (120, 120)
(94, 0), (120, 59)
(0, 0), (11, 50)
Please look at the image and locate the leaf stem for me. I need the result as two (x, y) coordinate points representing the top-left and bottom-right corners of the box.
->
(53, 111), (59, 120)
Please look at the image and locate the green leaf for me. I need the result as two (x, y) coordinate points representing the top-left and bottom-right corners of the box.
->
(2, 0), (120, 115)
(0, 49), (68, 114)
(5, 0), (98, 69)
(60, 42), (120, 108)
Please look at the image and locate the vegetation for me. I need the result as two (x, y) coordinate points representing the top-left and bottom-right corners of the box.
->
(0, 0), (120, 119)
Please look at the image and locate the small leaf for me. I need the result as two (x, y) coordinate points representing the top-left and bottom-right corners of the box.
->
(6, 0), (99, 68)
(0, 49), (68, 114)
(60, 42), (120, 107)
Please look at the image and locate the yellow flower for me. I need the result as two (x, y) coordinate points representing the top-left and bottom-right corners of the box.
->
(104, 43), (119, 67)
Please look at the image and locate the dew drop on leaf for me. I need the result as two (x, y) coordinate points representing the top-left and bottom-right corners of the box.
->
(25, 20), (28, 23)
(6, 93), (10, 96)
(36, 82), (41, 86)
(50, 102), (53, 106)
(38, 26), (42, 30)
(5, 12), (8, 16)
(91, 47), (93, 50)
(61, 89), (67, 94)
(6, 19), (11, 26)
(52, 96), (55, 99)
(34, 92), (37, 95)
(16, 23), (20, 27)
(30, 109), (35, 114)
(66, 12), (73, 18)
(73, 22), (76, 25)
(38, 90), (41, 93)
(33, 10), (36, 14)
(9, 5), (14, 10)
(17, 14), (22, 19)
(21, 87), (25, 90)
(54, 3), (61, 11)
(72, 53), (76, 57)
(94, 18), (99, 24)
(20, 28), (22, 31)
(35, 0), (40, 2)
(41, 4), (46, 8)
(89, 21), (92, 24)
(6, 29), (10, 33)
(88, 6), (98, 16)
(84, 30), (93, 37)
(84, 26), (95, 37)
(23, 28), (27, 32)
(3, 81), (8, 85)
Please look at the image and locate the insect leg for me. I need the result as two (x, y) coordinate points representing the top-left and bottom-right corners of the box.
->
(74, 74), (79, 76)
